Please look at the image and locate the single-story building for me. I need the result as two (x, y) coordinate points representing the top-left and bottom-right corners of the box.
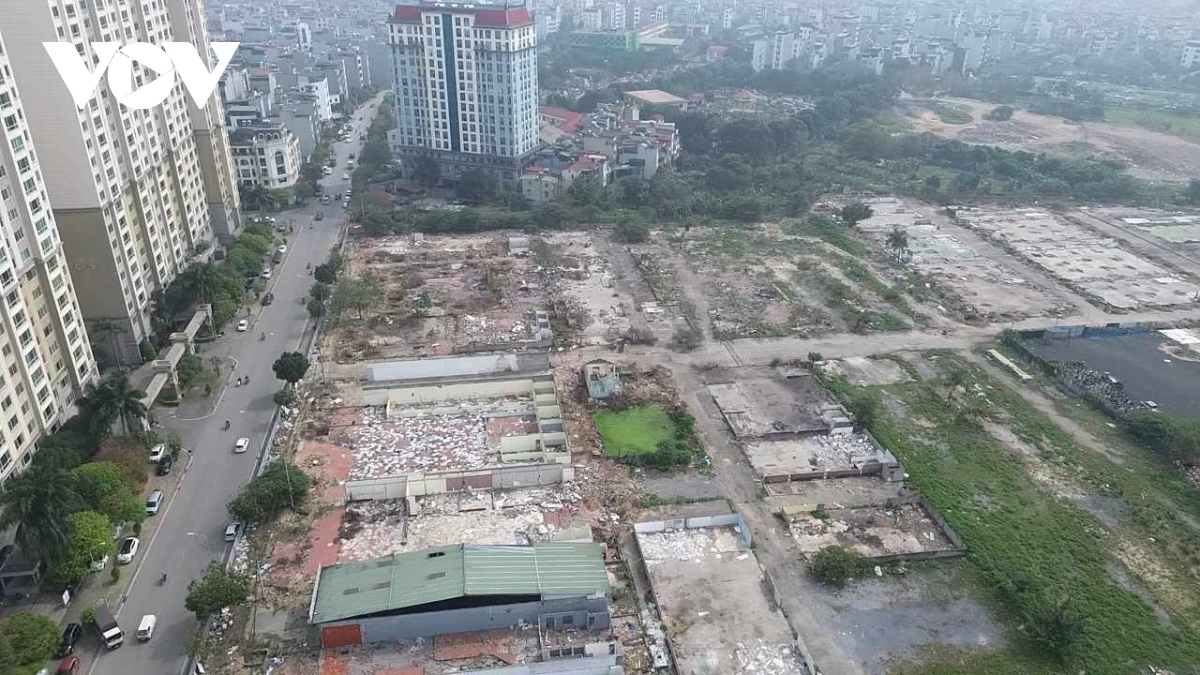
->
(583, 359), (621, 399)
(310, 542), (611, 646)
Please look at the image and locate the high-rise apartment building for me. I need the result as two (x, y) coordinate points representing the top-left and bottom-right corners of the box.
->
(165, 0), (243, 242)
(389, 1), (539, 188)
(1, 0), (220, 363)
(0, 29), (98, 483)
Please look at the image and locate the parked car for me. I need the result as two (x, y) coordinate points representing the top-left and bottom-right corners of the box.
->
(224, 522), (243, 542)
(234, 437), (249, 454)
(88, 555), (108, 572)
(236, 319), (249, 332)
(155, 456), (173, 476)
(116, 537), (139, 564)
(57, 624), (83, 658)
(315, 211), (324, 221)
(145, 490), (164, 516)
(262, 292), (274, 306)
(261, 268), (272, 279)
(342, 173), (349, 180)
(277, 244), (288, 254)
(58, 655), (80, 675)
(147, 444), (166, 462)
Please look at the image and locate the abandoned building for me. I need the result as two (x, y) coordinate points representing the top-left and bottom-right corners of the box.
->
(583, 359), (622, 400)
(310, 542), (611, 646)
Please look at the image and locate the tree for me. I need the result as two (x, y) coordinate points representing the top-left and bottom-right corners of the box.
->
(94, 439), (150, 485)
(50, 511), (115, 587)
(313, 263), (338, 285)
(227, 463), (311, 524)
(299, 162), (324, 185)
(885, 226), (910, 262)
(309, 282), (332, 303)
(0, 462), (83, 563)
(293, 179), (316, 203)
(0, 612), (59, 667)
(272, 352), (310, 385)
(185, 564), (250, 620)
(239, 184), (270, 212)
(307, 298), (326, 318)
(72, 462), (144, 526)
(80, 374), (148, 436)
(1185, 179), (1200, 205)
(412, 156), (441, 188)
(838, 201), (874, 228)
(329, 276), (383, 321)
(90, 319), (125, 372)
(612, 216), (651, 243)
(809, 545), (871, 586)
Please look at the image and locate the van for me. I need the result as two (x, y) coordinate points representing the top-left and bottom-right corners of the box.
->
(136, 615), (156, 642)
(145, 490), (164, 516)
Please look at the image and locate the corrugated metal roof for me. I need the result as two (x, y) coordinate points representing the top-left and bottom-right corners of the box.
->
(311, 543), (608, 624)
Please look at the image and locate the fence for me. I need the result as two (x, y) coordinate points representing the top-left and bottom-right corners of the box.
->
(633, 511), (753, 552)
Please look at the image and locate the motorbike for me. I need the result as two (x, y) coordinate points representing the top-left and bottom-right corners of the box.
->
(224, 419), (231, 430)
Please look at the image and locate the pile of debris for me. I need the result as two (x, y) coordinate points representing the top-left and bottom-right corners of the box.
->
(733, 642), (806, 675)
(637, 527), (743, 566)
(349, 407), (494, 479)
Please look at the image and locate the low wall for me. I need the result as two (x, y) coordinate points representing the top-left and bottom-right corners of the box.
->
(869, 495), (967, 564)
(633, 511), (752, 549)
(344, 462), (575, 501)
(367, 377), (537, 407)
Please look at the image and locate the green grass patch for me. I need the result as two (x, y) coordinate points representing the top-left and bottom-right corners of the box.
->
(594, 405), (675, 458)
(1105, 106), (1200, 137)
(783, 215), (868, 257)
(822, 360), (1200, 674)
(914, 99), (975, 124)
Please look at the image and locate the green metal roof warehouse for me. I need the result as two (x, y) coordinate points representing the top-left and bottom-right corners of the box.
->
(309, 542), (610, 624)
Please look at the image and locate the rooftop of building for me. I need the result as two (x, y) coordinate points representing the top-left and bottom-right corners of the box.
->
(310, 542), (609, 624)
(365, 352), (551, 384)
(391, 3), (532, 27)
(624, 89), (687, 106)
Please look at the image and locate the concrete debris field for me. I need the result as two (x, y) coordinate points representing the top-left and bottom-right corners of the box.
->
(635, 526), (803, 675)
(960, 209), (1200, 310)
(743, 432), (899, 481)
(787, 502), (959, 559)
(707, 371), (849, 438)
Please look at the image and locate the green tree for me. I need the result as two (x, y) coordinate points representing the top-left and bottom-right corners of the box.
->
(299, 162), (324, 185)
(309, 282), (332, 303)
(838, 201), (874, 228)
(984, 105), (1014, 121)
(1, 612), (59, 666)
(307, 298), (326, 318)
(51, 511), (116, 587)
(73, 461), (144, 526)
(313, 263), (338, 285)
(80, 374), (148, 436)
(0, 462), (83, 563)
(293, 179), (316, 203)
(272, 352), (310, 385)
(227, 463), (311, 524)
(185, 565), (250, 620)
(454, 170), (494, 204)
(885, 226), (910, 262)
(329, 276), (383, 321)
(1184, 179), (1200, 205)
(412, 156), (441, 188)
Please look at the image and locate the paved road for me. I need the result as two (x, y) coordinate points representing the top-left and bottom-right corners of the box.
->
(87, 96), (382, 675)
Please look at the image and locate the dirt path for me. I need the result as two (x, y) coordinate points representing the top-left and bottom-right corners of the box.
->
(664, 244), (715, 338)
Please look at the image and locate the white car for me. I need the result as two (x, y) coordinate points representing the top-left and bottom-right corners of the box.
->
(261, 268), (272, 279)
(117, 536), (139, 564)
(342, 173), (350, 180)
(234, 437), (250, 454)
(147, 443), (166, 462)
(236, 319), (249, 332)
(277, 244), (288, 254)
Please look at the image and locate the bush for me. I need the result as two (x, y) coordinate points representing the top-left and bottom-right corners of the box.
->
(809, 545), (872, 586)
(80, 607), (97, 628)
(671, 327), (703, 351)
(138, 339), (157, 362)
(984, 105), (1014, 121)
(273, 389), (297, 406)
(0, 612), (60, 671)
(612, 217), (650, 243)
(1021, 595), (1085, 661)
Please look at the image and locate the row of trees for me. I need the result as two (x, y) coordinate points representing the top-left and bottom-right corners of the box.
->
(150, 224), (277, 345)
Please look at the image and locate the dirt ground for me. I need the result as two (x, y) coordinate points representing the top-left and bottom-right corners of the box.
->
(901, 96), (1200, 182)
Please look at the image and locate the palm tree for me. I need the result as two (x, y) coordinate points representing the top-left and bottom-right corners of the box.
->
(239, 184), (269, 212)
(886, 226), (910, 263)
(80, 374), (148, 436)
(0, 463), (83, 563)
(90, 319), (124, 372)
(182, 263), (224, 305)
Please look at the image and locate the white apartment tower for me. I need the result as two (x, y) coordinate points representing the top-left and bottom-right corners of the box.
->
(0, 29), (99, 481)
(389, 1), (539, 188)
(165, 0), (244, 241)
(752, 31), (796, 71)
(1, 0), (219, 363)
(1182, 40), (1200, 70)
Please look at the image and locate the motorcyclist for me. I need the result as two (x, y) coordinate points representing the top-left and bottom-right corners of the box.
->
(260, 332), (266, 341)
(159, 571), (167, 584)
(224, 419), (231, 430)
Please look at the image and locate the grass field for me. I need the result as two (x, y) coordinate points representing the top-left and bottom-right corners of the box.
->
(824, 357), (1200, 675)
(594, 405), (675, 458)
(913, 99), (975, 124)
(1105, 106), (1200, 137)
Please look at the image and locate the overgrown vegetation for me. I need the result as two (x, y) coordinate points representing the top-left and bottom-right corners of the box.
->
(185, 564), (250, 621)
(821, 359), (1200, 673)
(0, 612), (60, 675)
(809, 545), (873, 586)
(594, 405), (699, 470)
